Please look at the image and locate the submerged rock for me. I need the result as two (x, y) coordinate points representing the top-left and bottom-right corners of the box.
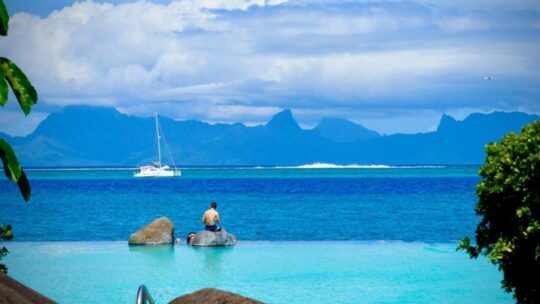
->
(169, 288), (261, 304)
(128, 216), (174, 245)
(191, 230), (236, 247)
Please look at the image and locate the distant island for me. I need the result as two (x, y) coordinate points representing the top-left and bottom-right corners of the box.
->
(2, 106), (538, 166)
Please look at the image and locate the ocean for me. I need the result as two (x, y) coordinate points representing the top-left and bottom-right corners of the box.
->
(1, 165), (479, 242)
(0, 165), (512, 303)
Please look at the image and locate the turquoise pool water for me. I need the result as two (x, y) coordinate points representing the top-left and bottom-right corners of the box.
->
(6, 241), (511, 303)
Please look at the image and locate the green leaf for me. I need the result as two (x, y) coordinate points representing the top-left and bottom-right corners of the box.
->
(0, 138), (21, 181)
(0, 0), (8, 36)
(1, 231), (12, 241)
(0, 57), (38, 115)
(17, 169), (30, 201)
(457, 237), (471, 251)
(0, 224), (13, 241)
(0, 78), (7, 106)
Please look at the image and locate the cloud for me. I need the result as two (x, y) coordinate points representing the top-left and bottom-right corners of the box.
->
(0, 0), (539, 136)
(0, 107), (49, 137)
(435, 16), (493, 32)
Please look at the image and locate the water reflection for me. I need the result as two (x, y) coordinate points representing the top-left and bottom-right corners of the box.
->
(128, 244), (175, 254)
(128, 243), (176, 263)
(192, 246), (234, 286)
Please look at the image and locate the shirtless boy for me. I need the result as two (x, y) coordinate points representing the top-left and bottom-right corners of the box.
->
(202, 201), (223, 232)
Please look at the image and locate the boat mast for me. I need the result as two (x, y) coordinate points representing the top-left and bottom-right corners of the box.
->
(155, 112), (162, 167)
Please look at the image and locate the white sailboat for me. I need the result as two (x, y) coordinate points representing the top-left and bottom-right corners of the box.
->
(134, 113), (181, 177)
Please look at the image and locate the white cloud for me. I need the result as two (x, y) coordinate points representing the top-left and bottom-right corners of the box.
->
(0, 0), (538, 135)
(435, 16), (493, 32)
(291, 0), (540, 11)
(196, 0), (265, 11)
(0, 110), (49, 136)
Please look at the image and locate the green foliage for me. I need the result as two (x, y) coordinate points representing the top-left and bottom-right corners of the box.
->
(0, 224), (13, 273)
(0, 0), (34, 201)
(458, 120), (540, 303)
(17, 170), (31, 201)
(0, 0), (7, 36)
(0, 57), (38, 115)
(0, 0), (36, 273)
(0, 135), (31, 203)
(0, 138), (21, 180)
(0, 76), (7, 105)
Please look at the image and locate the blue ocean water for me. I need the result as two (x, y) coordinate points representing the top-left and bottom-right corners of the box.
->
(0, 166), (480, 242)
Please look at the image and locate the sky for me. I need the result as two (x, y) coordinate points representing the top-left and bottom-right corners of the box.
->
(0, 0), (539, 136)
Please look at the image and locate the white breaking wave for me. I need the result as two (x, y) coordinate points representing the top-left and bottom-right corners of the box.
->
(270, 163), (446, 169)
(295, 163), (389, 169)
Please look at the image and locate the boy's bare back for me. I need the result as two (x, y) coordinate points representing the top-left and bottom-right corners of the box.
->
(202, 208), (220, 226)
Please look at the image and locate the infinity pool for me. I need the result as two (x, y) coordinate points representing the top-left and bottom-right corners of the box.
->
(5, 241), (511, 303)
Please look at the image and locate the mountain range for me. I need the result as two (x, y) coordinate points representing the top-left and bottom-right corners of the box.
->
(2, 106), (538, 166)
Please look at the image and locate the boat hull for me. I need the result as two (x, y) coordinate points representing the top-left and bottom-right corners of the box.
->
(134, 166), (181, 177)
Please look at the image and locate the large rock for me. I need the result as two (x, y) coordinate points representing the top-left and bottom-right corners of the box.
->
(191, 230), (236, 247)
(169, 288), (262, 304)
(128, 216), (174, 245)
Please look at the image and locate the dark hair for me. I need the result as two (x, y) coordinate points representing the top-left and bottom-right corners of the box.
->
(186, 232), (195, 244)
(211, 201), (217, 209)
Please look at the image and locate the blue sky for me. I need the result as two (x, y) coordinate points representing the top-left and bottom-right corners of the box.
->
(0, 0), (539, 136)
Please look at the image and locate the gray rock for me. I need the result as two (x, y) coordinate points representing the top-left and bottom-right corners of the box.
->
(191, 230), (236, 247)
(128, 216), (174, 245)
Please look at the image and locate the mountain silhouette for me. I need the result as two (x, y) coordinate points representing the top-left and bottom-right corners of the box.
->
(266, 109), (302, 133)
(315, 118), (379, 143)
(6, 106), (538, 166)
